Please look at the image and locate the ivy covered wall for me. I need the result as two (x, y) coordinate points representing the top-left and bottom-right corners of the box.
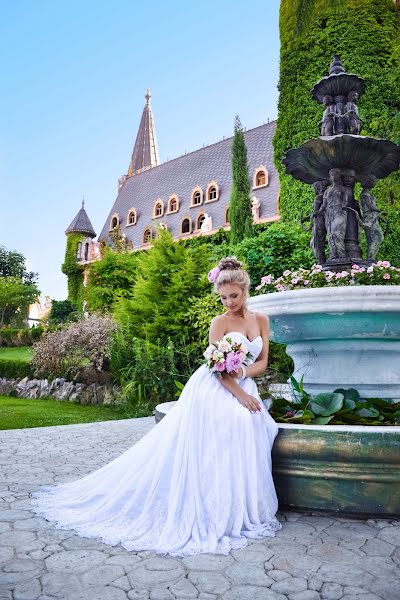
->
(61, 233), (85, 309)
(273, 0), (400, 263)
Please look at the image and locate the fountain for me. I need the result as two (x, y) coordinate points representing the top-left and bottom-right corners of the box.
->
(248, 57), (400, 515)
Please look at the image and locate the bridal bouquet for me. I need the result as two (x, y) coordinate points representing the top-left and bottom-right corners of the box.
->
(203, 336), (252, 375)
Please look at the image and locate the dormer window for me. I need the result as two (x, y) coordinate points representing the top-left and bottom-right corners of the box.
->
(127, 208), (137, 225)
(206, 182), (219, 203)
(110, 214), (119, 230)
(253, 167), (268, 189)
(153, 199), (164, 218)
(196, 212), (206, 230)
(167, 195), (179, 214)
(191, 187), (203, 207)
(181, 217), (191, 235)
(143, 228), (154, 244)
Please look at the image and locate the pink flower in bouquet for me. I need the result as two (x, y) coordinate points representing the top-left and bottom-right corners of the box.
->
(383, 273), (390, 280)
(214, 360), (226, 372)
(207, 266), (220, 283)
(225, 351), (242, 373)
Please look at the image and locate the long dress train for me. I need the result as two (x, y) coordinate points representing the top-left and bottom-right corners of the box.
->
(31, 332), (281, 556)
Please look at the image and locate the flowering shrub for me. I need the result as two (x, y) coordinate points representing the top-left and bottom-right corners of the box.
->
(32, 315), (116, 383)
(256, 261), (400, 294)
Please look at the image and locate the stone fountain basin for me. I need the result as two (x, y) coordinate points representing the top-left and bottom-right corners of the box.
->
(249, 285), (400, 399)
(155, 403), (400, 517)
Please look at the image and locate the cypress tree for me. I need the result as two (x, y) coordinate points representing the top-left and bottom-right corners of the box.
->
(229, 115), (254, 245)
(273, 0), (400, 263)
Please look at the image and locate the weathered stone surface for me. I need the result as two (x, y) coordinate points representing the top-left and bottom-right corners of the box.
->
(13, 578), (41, 600)
(321, 582), (343, 600)
(289, 592), (320, 600)
(106, 554), (142, 572)
(182, 553), (234, 571)
(127, 591), (149, 600)
(3, 559), (43, 573)
(307, 575), (323, 592)
(324, 523), (379, 544)
(222, 586), (287, 600)
(37, 529), (74, 544)
(317, 563), (373, 588)
(362, 537), (394, 556)
(0, 531), (36, 548)
(111, 575), (131, 592)
(45, 549), (106, 573)
(271, 554), (322, 578)
(169, 577), (199, 598)
(128, 558), (184, 589)
(225, 562), (273, 586)
(188, 572), (231, 595)
(268, 570), (291, 581)
(40, 572), (81, 596)
(63, 585), (127, 600)
(0, 510), (31, 522)
(377, 526), (400, 546)
(231, 543), (274, 562)
(271, 577), (308, 594)
(14, 518), (51, 531)
(149, 588), (174, 600)
(308, 542), (357, 563)
(61, 535), (110, 551)
(81, 564), (125, 586)
(0, 547), (14, 563)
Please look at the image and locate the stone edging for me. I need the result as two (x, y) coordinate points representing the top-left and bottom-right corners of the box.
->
(0, 376), (121, 405)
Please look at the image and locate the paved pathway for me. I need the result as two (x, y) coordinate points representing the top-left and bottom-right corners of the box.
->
(0, 418), (399, 600)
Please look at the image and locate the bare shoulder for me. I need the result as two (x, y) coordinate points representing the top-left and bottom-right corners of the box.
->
(210, 314), (226, 327)
(255, 312), (270, 330)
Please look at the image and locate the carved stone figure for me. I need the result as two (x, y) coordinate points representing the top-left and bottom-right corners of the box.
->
(345, 91), (361, 135)
(321, 95), (335, 136)
(200, 213), (212, 232)
(333, 95), (347, 134)
(319, 169), (348, 260)
(342, 172), (361, 258)
(310, 181), (328, 264)
(251, 196), (261, 221)
(359, 175), (384, 260)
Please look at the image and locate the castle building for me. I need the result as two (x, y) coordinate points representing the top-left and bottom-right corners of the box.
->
(66, 90), (280, 271)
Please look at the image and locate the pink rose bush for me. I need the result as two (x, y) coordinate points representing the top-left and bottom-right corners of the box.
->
(256, 261), (400, 294)
(204, 336), (252, 376)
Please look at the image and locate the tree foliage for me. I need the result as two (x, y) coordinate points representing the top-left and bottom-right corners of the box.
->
(229, 115), (254, 245)
(0, 246), (38, 285)
(0, 277), (39, 327)
(85, 246), (139, 312)
(274, 0), (400, 264)
(61, 234), (85, 309)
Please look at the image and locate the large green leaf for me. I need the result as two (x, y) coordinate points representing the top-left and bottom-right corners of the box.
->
(312, 416), (334, 425)
(357, 407), (380, 418)
(310, 393), (344, 416)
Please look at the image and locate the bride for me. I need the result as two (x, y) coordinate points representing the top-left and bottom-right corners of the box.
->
(31, 257), (281, 556)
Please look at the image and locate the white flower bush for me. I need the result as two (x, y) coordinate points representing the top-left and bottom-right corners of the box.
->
(256, 261), (400, 294)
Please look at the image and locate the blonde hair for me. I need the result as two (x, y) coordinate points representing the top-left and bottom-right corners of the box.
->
(214, 256), (250, 296)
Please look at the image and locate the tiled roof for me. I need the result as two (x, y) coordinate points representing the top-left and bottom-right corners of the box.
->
(127, 90), (159, 176)
(66, 205), (96, 238)
(99, 121), (279, 246)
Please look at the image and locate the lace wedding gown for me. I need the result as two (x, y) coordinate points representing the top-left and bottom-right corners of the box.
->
(31, 332), (281, 556)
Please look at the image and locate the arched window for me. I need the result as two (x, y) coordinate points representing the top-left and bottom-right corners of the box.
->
(181, 218), (191, 234)
(206, 182), (219, 202)
(127, 209), (137, 225)
(110, 215), (119, 229)
(153, 199), (164, 218)
(225, 207), (230, 223)
(191, 187), (203, 207)
(84, 243), (89, 261)
(253, 167), (268, 188)
(167, 195), (179, 213)
(143, 228), (153, 244)
(197, 213), (206, 230)
(77, 242), (82, 259)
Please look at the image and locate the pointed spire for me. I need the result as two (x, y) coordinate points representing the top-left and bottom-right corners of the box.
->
(127, 89), (159, 177)
(66, 200), (96, 238)
(329, 55), (345, 75)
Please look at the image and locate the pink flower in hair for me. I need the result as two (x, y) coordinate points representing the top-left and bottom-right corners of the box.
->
(208, 266), (221, 283)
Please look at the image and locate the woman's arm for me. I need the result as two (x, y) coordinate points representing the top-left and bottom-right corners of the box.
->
(208, 316), (261, 413)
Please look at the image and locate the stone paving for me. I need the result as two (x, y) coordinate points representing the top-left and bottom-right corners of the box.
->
(0, 418), (399, 600)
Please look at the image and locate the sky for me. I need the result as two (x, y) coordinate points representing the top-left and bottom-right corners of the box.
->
(0, 0), (280, 300)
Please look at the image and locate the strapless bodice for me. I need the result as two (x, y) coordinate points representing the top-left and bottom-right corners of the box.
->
(225, 331), (263, 364)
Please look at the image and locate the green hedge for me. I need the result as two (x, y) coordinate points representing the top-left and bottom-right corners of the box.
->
(0, 359), (33, 379)
(274, 0), (400, 264)
(0, 327), (44, 347)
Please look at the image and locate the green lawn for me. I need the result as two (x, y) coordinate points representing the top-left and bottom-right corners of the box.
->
(0, 395), (133, 430)
(0, 346), (32, 362)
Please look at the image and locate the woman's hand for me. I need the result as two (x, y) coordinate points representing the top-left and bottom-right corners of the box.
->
(229, 368), (243, 380)
(236, 391), (262, 413)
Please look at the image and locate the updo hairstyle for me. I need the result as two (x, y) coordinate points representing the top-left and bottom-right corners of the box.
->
(214, 257), (250, 296)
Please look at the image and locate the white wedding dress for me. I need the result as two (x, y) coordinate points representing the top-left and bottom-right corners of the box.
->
(31, 332), (281, 556)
